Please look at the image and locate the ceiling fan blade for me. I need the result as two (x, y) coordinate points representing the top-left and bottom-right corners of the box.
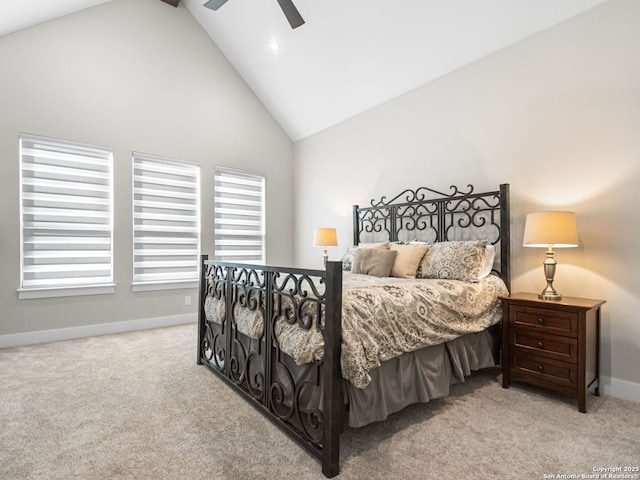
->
(161, 0), (180, 7)
(276, 0), (305, 29)
(203, 0), (229, 11)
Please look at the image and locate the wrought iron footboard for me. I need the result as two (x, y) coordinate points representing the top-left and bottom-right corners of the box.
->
(197, 257), (344, 478)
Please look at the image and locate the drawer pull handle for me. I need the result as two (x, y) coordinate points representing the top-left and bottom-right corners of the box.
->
(537, 318), (545, 325)
(537, 365), (544, 372)
(537, 341), (544, 348)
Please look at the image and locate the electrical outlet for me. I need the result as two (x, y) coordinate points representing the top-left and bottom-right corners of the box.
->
(184, 295), (191, 306)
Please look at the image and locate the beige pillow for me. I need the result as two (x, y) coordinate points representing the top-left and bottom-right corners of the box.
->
(341, 241), (390, 271)
(390, 243), (429, 278)
(352, 248), (397, 277)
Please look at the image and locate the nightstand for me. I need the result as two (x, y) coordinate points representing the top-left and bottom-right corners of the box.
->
(500, 292), (606, 413)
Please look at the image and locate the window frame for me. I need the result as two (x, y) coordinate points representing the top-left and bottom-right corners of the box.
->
(214, 167), (266, 264)
(18, 133), (115, 300)
(131, 152), (201, 292)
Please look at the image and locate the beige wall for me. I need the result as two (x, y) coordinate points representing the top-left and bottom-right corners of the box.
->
(293, 0), (640, 399)
(0, 0), (293, 337)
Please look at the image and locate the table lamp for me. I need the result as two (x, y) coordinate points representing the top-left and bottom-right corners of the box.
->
(523, 211), (578, 301)
(313, 228), (337, 267)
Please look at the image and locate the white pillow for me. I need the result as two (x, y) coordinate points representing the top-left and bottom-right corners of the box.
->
(478, 244), (496, 279)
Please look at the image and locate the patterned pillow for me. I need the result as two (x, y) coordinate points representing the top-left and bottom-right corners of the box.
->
(417, 240), (488, 282)
(341, 245), (357, 271)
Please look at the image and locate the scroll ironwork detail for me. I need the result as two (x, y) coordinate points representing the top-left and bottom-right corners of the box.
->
(354, 184), (509, 287)
(199, 261), (333, 450)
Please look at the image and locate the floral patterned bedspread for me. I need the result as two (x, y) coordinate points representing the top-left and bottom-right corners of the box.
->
(204, 273), (508, 389)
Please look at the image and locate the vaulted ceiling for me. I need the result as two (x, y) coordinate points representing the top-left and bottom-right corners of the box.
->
(0, 0), (111, 37)
(1, 0), (608, 141)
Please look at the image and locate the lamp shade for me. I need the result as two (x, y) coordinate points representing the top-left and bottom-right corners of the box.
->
(313, 227), (337, 247)
(523, 211), (579, 248)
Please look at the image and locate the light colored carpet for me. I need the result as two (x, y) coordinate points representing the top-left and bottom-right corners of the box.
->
(0, 324), (638, 480)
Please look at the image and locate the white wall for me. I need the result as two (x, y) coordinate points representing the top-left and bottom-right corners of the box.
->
(0, 0), (293, 340)
(293, 0), (640, 400)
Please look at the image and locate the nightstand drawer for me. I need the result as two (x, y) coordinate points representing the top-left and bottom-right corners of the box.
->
(509, 351), (577, 390)
(509, 306), (577, 336)
(511, 330), (578, 363)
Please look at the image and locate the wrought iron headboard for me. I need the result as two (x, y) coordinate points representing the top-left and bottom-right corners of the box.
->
(352, 183), (510, 290)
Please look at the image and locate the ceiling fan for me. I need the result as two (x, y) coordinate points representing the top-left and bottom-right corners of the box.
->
(203, 0), (305, 29)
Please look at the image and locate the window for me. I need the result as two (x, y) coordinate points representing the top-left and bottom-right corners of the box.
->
(19, 133), (114, 299)
(132, 152), (200, 291)
(214, 168), (265, 263)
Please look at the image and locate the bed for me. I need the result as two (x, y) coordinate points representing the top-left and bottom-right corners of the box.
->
(197, 183), (510, 477)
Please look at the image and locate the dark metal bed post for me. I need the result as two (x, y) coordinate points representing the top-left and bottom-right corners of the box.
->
(499, 184), (511, 291)
(352, 205), (360, 246)
(197, 254), (208, 365)
(496, 184), (511, 367)
(322, 260), (343, 478)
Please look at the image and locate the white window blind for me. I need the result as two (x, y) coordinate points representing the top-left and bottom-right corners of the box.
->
(19, 133), (114, 299)
(132, 152), (200, 290)
(214, 168), (265, 263)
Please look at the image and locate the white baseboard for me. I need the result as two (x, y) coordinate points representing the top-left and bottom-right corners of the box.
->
(0, 313), (197, 349)
(600, 376), (640, 404)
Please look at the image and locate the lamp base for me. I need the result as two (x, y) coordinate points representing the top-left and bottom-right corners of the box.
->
(539, 248), (562, 301)
(538, 292), (562, 301)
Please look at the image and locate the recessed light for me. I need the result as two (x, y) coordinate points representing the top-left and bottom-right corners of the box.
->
(269, 40), (279, 52)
